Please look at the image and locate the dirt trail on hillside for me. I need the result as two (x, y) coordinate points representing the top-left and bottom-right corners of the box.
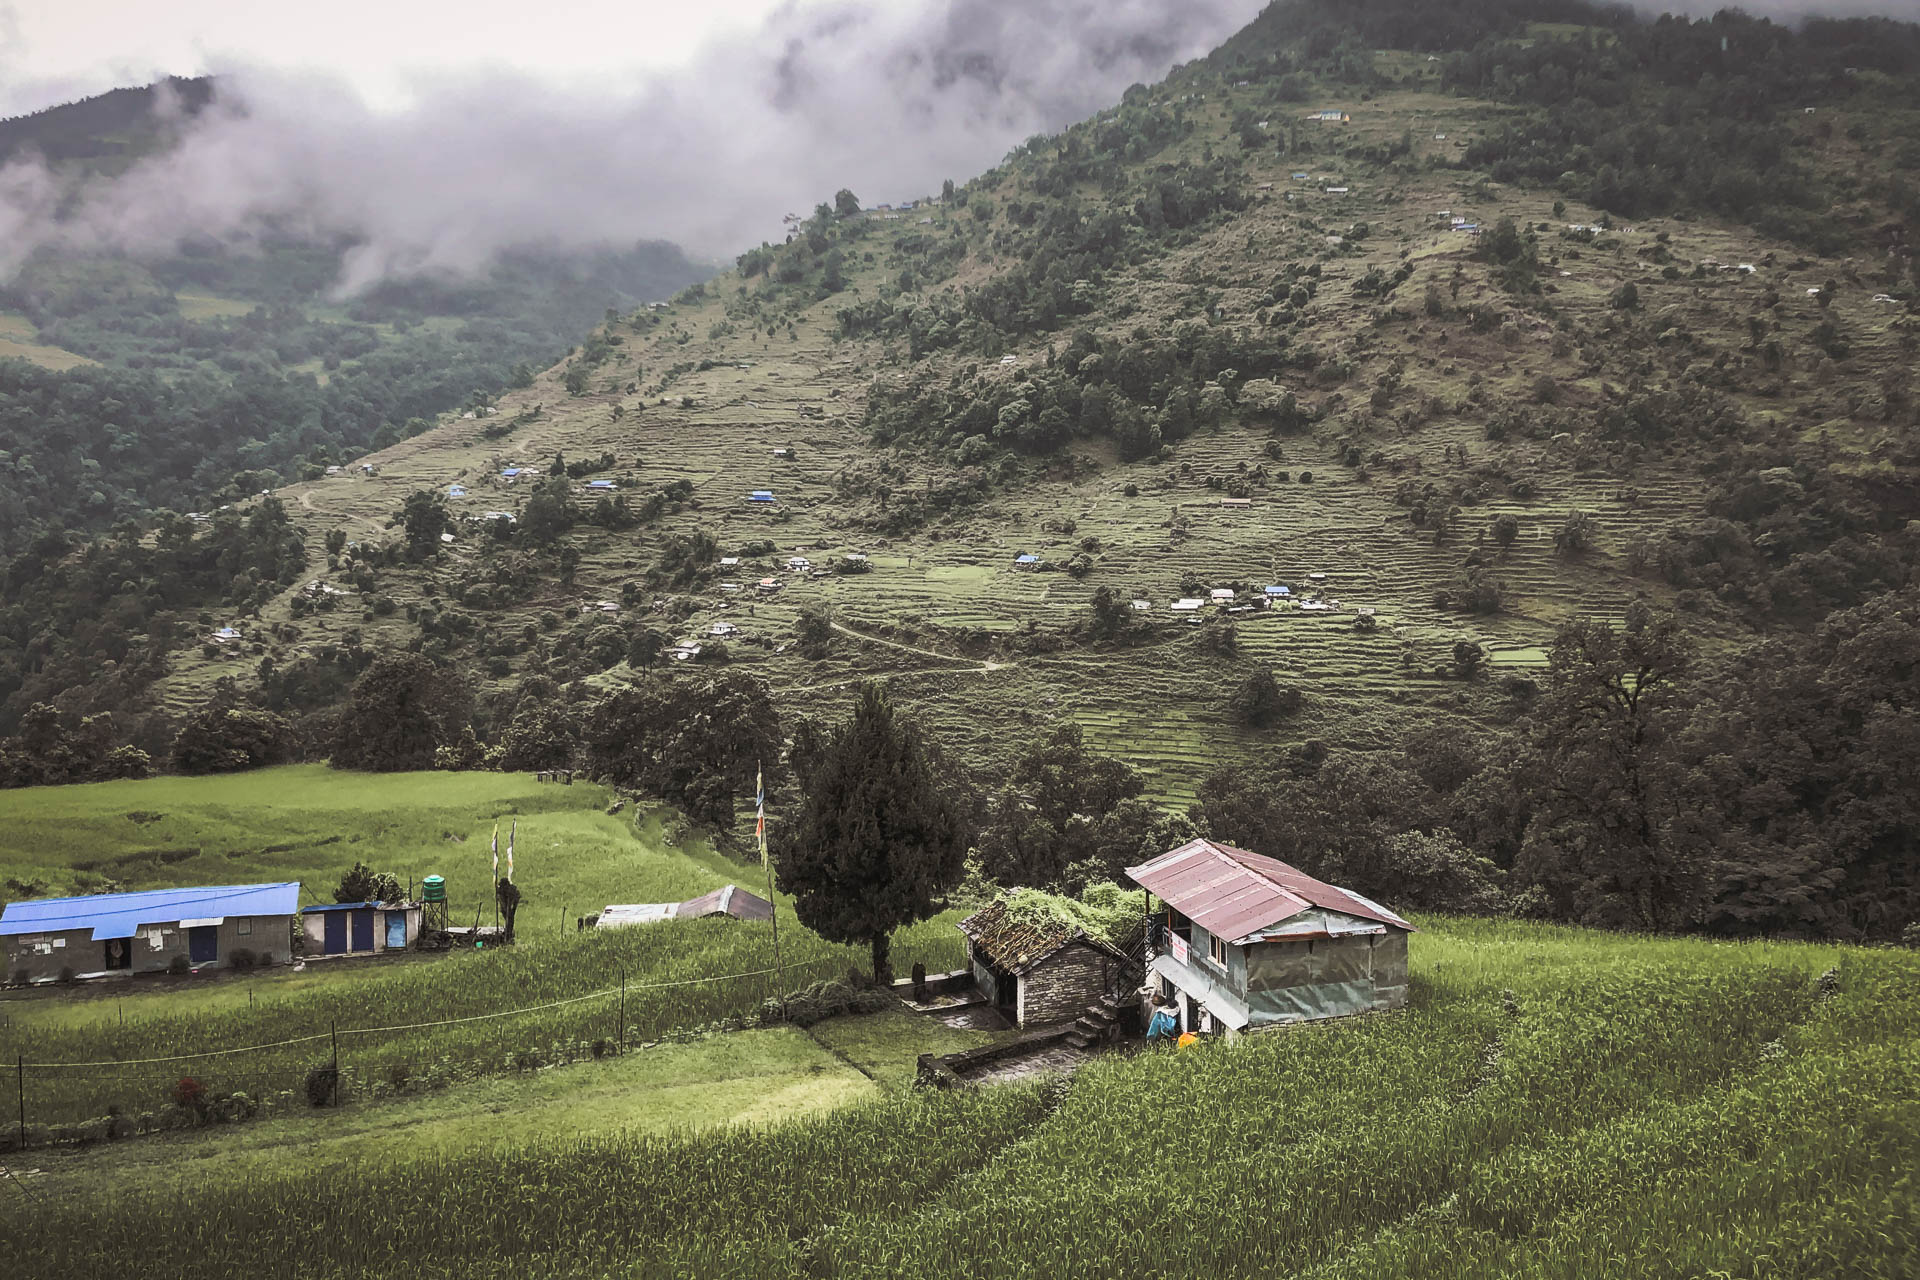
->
(828, 621), (1002, 671)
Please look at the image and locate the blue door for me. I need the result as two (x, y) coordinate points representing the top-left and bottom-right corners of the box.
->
(350, 910), (374, 952)
(323, 912), (347, 955)
(188, 925), (218, 965)
(384, 912), (407, 950)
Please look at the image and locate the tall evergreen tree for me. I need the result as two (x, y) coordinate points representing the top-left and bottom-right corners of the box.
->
(774, 684), (967, 982)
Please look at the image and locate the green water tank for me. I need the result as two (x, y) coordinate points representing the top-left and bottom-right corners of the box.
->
(422, 875), (446, 903)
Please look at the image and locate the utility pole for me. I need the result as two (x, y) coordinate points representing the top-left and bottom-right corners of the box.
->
(16, 1055), (25, 1151)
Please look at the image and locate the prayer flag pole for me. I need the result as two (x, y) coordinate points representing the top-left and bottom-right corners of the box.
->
(758, 763), (782, 990)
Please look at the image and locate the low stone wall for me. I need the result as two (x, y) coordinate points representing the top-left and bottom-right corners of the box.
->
(915, 1024), (1074, 1089)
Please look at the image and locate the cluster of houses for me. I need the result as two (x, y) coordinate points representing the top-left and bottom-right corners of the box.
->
(957, 838), (1412, 1041)
(1, 882), (425, 985)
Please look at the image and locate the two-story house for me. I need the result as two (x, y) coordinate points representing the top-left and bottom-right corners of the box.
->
(1126, 838), (1413, 1036)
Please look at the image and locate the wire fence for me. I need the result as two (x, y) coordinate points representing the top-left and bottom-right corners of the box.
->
(4, 960), (825, 1151)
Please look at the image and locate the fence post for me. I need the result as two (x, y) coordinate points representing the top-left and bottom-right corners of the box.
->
(330, 1021), (341, 1105)
(16, 1054), (24, 1151)
(619, 970), (626, 1054)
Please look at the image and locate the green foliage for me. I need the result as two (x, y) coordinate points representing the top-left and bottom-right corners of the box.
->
(996, 882), (1140, 952)
(333, 861), (402, 905)
(580, 671), (779, 828)
(330, 653), (471, 773)
(775, 684), (967, 981)
(171, 697), (294, 775)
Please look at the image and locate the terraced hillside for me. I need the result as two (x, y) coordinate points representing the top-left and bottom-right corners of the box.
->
(137, 5), (1920, 807)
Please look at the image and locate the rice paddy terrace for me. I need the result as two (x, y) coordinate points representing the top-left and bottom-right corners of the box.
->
(156, 55), (1919, 802)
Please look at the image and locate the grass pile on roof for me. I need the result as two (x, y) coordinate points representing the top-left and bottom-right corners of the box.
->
(997, 882), (1139, 952)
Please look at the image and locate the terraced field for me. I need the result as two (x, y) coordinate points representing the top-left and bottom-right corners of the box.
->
(145, 67), (1911, 798)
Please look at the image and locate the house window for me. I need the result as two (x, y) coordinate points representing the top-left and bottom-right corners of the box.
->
(236, 918), (252, 936)
(1208, 934), (1229, 970)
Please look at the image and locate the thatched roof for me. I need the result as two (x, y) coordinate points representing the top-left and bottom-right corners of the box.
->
(958, 897), (1126, 975)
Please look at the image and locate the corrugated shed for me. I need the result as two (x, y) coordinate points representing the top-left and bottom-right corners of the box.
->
(0, 882), (301, 940)
(1126, 840), (1412, 943)
(958, 898), (1125, 974)
(677, 885), (773, 922)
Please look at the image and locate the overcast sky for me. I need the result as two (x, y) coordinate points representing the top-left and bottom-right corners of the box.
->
(0, 1), (802, 116)
(0, 0), (1911, 291)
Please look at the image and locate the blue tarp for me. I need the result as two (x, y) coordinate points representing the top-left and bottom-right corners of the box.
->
(300, 901), (381, 913)
(0, 882), (301, 940)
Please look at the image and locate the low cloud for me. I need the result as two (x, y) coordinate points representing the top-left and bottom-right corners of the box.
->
(0, 0), (1265, 289)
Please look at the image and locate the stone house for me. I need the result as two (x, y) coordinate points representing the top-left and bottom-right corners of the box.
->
(958, 897), (1130, 1029)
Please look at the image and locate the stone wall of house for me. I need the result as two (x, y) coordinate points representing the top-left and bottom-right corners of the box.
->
(1017, 942), (1115, 1027)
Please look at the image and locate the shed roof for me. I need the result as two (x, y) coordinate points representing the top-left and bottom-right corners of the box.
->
(677, 884), (774, 921)
(958, 897), (1125, 975)
(0, 882), (302, 940)
(1126, 839), (1411, 943)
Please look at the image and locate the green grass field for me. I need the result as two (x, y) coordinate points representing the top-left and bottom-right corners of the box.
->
(0, 768), (972, 1128)
(3, 914), (1910, 1279)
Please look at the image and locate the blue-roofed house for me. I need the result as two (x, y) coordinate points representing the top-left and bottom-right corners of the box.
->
(1, 882), (301, 983)
(500, 468), (523, 481)
(1014, 553), (1041, 570)
(749, 490), (777, 504)
(448, 484), (467, 498)
(1264, 585), (1292, 599)
(587, 479), (616, 490)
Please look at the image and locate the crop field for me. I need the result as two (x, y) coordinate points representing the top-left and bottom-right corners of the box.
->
(4, 918), (1910, 1280)
(0, 768), (970, 1128)
(0, 312), (96, 370)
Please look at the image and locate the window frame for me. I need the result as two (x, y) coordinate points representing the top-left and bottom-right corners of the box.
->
(1208, 933), (1229, 971)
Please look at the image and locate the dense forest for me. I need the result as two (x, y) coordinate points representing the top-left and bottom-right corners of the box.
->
(0, 237), (705, 553)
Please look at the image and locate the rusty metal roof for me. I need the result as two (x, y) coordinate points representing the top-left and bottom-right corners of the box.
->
(676, 884), (773, 922)
(958, 898), (1125, 975)
(1125, 839), (1413, 943)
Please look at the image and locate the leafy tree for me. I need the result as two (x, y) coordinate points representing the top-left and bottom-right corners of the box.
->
(519, 477), (575, 547)
(1554, 509), (1597, 555)
(774, 684), (966, 981)
(333, 861), (402, 904)
(834, 188), (861, 217)
(1491, 513), (1520, 550)
(498, 699), (577, 772)
(1234, 668), (1301, 727)
(580, 671), (779, 827)
(1514, 613), (1707, 931)
(171, 697), (295, 774)
(394, 490), (450, 561)
(626, 626), (666, 673)
(331, 653), (471, 773)
(977, 722), (1187, 893)
(794, 604), (834, 657)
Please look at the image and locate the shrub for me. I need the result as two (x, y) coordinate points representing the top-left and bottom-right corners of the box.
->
(168, 955), (191, 976)
(1298, 470), (1314, 483)
(304, 1063), (341, 1108)
(228, 948), (258, 972)
(57, 965), (75, 985)
(171, 1076), (208, 1116)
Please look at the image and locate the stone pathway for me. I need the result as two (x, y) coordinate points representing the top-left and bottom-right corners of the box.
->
(935, 1003), (1012, 1032)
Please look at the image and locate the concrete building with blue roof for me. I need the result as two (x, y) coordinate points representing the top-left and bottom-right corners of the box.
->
(1, 882), (301, 984)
